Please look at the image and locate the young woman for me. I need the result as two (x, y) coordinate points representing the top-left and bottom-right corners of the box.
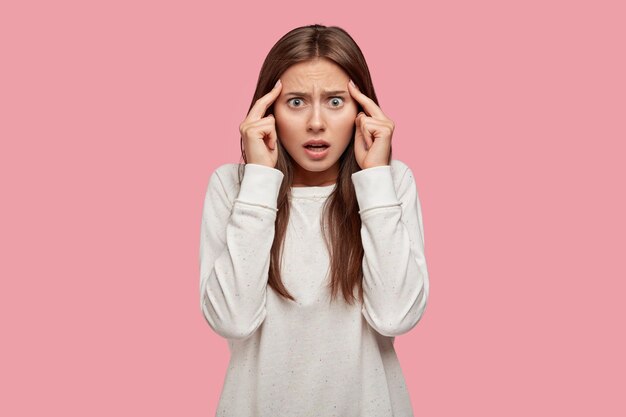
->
(199, 24), (430, 416)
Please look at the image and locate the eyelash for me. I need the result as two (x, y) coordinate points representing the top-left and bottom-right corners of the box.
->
(287, 97), (345, 108)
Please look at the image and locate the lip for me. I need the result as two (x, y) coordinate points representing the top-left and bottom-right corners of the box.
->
(302, 139), (331, 160)
(303, 146), (330, 160)
(303, 139), (331, 147)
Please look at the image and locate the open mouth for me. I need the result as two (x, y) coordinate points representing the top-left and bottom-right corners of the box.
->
(304, 144), (329, 152)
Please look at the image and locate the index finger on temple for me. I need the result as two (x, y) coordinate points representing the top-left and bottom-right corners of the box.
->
(247, 79), (283, 120)
(347, 80), (386, 119)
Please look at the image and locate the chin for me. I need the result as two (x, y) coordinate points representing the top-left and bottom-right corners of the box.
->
(298, 159), (334, 172)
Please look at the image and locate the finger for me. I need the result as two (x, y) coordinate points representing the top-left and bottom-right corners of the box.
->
(348, 80), (387, 120)
(353, 115), (367, 152)
(266, 126), (277, 151)
(261, 114), (277, 150)
(356, 112), (373, 150)
(240, 113), (275, 138)
(360, 117), (373, 150)
(247, 79), (283, 121)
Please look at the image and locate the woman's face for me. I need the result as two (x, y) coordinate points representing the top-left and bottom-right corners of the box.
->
(274, 58), (358, 186)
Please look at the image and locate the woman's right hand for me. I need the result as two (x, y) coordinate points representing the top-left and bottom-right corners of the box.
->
(239, 79), (283, 168)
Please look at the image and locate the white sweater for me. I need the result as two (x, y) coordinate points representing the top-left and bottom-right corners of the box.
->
(199, 159), (429, 417)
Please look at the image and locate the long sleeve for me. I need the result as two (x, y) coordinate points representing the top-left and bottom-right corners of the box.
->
(351, 163), (430, 337)
(199, 163), (284, 340)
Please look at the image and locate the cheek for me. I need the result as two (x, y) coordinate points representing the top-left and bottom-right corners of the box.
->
(331, 111), (357, 134)
(337, 103), (357, 130)
(275, 111), (306, 136)
(274, 107), (291, 134)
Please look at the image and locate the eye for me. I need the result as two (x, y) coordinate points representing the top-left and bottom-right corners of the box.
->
(329, 97), (344, 107)
(287, 98), (304, 107)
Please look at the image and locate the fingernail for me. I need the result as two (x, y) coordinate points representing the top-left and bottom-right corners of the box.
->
(274, 79), (281, 88)
(349, 79), (355, 88)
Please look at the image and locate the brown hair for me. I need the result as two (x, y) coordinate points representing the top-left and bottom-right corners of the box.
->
(238, 24), (392, 305)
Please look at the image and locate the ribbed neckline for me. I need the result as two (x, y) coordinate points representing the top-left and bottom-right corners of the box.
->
(289, 183), (336, 198)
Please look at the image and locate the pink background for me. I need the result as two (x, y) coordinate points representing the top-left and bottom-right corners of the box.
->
(2, 0), (624, 415)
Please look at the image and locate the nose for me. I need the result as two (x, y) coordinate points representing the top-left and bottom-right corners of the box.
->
(306, 103), (326, 132)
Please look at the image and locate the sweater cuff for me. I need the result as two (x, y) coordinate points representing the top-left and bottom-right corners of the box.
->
(237, 163), (284, 210)
(351, 165), (400, 211)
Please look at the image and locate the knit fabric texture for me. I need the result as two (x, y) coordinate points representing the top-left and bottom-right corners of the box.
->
(199, 159), (430, 416)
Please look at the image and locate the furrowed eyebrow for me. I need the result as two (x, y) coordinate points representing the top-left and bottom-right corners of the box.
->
(284, 90), (348, 97)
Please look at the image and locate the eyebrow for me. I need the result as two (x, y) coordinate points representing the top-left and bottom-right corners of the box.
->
(284, 90), (348, 97)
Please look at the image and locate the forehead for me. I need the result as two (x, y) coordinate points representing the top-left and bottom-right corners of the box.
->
(280, 58), (349, 89)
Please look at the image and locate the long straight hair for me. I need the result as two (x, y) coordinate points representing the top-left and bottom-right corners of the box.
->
(238, 24), (392, 305)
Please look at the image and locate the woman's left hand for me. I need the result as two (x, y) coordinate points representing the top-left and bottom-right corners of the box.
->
(347, 79), (394, 169)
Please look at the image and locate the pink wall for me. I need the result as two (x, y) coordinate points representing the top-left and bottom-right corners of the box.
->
(1, 0), (624, 415)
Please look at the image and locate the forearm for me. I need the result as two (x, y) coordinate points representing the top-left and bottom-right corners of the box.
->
(200, 164), (284, 340)
(352, 164), (430, 337)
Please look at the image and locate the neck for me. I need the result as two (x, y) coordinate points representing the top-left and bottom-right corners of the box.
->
(291, 162), (339, 187)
